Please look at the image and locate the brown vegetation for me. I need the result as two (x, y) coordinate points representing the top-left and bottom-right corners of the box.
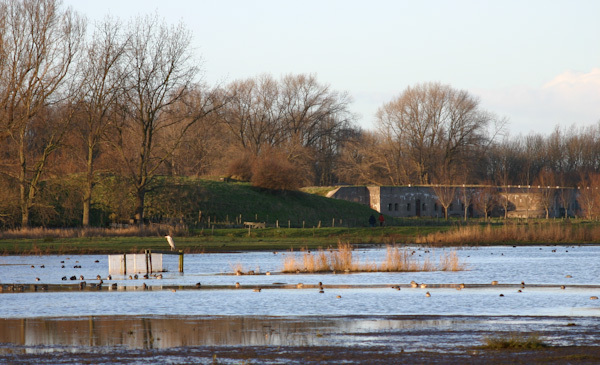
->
(281, 243), (466, 273)
(416, 222), (600, 245)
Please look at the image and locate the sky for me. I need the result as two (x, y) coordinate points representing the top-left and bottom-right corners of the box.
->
(63, 0), (600, 137)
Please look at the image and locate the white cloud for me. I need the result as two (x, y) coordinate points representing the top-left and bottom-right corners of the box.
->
(477, 68), (600, 136)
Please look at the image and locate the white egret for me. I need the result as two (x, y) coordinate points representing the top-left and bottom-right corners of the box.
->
(165, 235), (176, 251)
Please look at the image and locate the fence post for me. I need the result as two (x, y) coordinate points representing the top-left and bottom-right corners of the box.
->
(179, 250), (184, 273)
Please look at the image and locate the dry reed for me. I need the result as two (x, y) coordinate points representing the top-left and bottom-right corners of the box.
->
(0, 225), (188, 240)
(281, 244), (466, 273)
(416, 222), (600, 246)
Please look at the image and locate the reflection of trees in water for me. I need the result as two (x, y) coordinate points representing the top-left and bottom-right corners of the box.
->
(0, 316), (342, 349)
(0, 316), (463, 351)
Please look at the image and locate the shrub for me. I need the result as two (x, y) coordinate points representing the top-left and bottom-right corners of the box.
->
(481, 333), (548, 350)
(251, 150), (303, 191)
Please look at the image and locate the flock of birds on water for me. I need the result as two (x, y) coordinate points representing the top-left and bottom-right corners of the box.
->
(2, 240), (598, 300)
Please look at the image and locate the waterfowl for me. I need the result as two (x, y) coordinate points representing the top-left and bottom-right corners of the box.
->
(336, 295), (342, 299)
(128, 275), (133, 280)
(560, 285), (566, 290)
(499, 294), (504, 297)
(111, 283), (117, 289)
(143, 283), (148, 290)
(35, 277), (40, 282)
(40, 265), (45, 268)
(410, 281), (418, 288)
(195, 282), (202, 288)
(156, 274), (163, 279)
(266, 271), (271, 276)
(61, 276), (67, 281)
(107, 275), (112, 280)
(79, 281), (86, 290)
(79, 275), (84, 280)
(566, 275), (572, 278)
(96, 275), (101, 280)
(296, 283), (303, 288)
(491, 281), (499, 285)
(235, 282), (241, 288)
(134, 274), (138, 280)
(420, 283), (428, 289)
(591, 296), (598, 300)
(319, 289), (325, 293)
(425, 292), (431, 297)
(253, 288), (261, 292)
(70, 276), (77, 280)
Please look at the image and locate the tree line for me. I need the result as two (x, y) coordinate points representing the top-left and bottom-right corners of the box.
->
(1, 0), (599, 229)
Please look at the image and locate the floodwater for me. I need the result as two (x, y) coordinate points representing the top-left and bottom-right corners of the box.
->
(1, 245), (600, 362)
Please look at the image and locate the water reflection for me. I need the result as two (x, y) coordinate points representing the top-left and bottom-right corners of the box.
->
(0, 316), (460, 351)
(2, 315), (600, 355)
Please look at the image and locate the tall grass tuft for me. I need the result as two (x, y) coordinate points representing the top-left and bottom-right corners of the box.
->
(480, 333), (548, 350)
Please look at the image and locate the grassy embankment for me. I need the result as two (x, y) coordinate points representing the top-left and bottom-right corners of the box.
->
(2, 179), (600, 255)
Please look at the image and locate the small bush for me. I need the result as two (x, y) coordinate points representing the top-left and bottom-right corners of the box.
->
(481, 333), (548, 350)
(251, 150), (303, 191)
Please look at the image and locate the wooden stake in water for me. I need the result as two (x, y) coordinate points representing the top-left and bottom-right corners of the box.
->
(178, 251), (184, 273)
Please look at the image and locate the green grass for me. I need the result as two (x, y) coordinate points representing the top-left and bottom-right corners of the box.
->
(480, 333), (548, 350)
(0, 226), (452, 255)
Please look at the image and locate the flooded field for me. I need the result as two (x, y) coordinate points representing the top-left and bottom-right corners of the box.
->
(1, 245), (600, 363)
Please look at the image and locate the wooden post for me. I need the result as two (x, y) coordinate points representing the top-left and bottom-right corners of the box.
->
(318, 220), (321, 228)
(303, 221), (305, 229)
(148, 250), (153, 274)
(288, 220), (290, 228)
(123, 254), (127, 275)
(145, 250), (149, 275)
(179, 250), (184, 273)
(276, 219), (279, 228)
(332, 218), (335, 227)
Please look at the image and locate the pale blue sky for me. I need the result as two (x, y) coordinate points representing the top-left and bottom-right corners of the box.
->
(64, 0), (600, 136)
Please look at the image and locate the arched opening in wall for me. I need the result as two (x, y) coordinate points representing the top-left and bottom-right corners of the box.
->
(416, 199), (421, 217)
(394, 203), (399, 211)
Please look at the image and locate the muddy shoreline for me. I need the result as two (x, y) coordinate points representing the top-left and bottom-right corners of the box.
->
(2, 314), (600, 364)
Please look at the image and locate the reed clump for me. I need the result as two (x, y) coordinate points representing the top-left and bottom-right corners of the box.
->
(480, 333), (548, 350)
(282, 243), (466, 273)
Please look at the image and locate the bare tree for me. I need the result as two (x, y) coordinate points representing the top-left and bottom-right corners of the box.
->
(577, 173), (600, 220)
(115, 15), (219, 223)
(458, 185), (474, 221)
(75, 16), (128, 226)
(0, 0), (84, 227)
(376, 82), (495, 184)
(534, 168), (556, 219)
(220, 73), (354, 185)
(474, 183), (498, 220)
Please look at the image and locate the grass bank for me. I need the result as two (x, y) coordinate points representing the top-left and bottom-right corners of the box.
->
(0, 226), (450, 255)
(4, 220), (600, 255)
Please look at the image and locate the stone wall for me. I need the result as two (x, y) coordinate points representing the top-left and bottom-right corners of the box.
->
(327, 185), (577, 219)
